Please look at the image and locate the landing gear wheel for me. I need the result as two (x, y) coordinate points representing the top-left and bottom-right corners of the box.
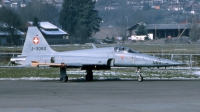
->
(60, 75), (68, 82)
(86, 74), (93, 81)
(85, 70), (93, 81)
(136, 67), (143, 82)
(60, 66), (68, 83)
(137, 75), (143, 82)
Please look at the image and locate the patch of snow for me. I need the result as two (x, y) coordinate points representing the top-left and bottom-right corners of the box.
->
(0, 76), (199, 81)
(193, 71), (200, 76)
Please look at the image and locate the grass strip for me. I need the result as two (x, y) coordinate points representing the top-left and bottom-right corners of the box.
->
(0, 68), (199, 79)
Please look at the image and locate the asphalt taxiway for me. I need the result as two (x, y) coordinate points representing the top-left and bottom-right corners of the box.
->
(0, 80), (200, 112)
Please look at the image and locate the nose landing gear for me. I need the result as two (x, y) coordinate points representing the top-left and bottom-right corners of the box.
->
(136, 67), (143, 82)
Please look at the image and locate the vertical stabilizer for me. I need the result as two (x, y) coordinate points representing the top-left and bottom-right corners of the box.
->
(22, 27), (55, 56)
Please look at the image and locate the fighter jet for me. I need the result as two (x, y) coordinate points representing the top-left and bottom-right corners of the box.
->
(10, 27), (185, 82)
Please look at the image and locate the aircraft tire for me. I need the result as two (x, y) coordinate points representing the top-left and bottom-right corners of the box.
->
(86, 75), (93, 81)
(60, 75), (68, 82)
(137, 76), (143, 82)
(86, 70), (93, 81)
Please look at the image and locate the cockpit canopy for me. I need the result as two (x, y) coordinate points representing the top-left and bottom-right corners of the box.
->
(114, 46), (139, 53)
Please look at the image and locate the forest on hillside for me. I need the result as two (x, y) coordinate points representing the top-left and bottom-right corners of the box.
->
(96, 0), (193, 28)
(0, 0), (199, 41)
(93, 0), (200, 39)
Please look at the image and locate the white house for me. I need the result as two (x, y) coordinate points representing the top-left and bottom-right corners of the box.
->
(128, 34), (153, 41)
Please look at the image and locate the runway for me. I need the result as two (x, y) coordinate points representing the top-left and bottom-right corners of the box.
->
(0, 80), (200, 112)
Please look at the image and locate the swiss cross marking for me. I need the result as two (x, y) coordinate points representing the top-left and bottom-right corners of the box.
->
(33, 37), (39, 44)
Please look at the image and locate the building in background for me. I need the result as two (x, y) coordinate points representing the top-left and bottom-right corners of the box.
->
(28, 21), (68, 45)
(127, 22), (190, 40)
(0, 28), (24, 45)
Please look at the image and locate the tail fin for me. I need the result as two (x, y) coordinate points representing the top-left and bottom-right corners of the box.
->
(22, 27), (55, 56)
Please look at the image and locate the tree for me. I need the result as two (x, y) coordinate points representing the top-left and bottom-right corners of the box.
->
(111, 36), (115, 42)
(59, 0), (102, 40)
(135, 23), (147, 35)
(33, 16), (40, 28)
(0, 7), (22, 45)
(19, 0), (58, 26)
(59, 0), (77, 39)
(189, 15), (200, 42)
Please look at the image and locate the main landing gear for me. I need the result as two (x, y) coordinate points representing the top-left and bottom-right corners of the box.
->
(85, 69), (93, 81)
(60, 67), (68, 82)
(136, 67), (143, 82)
(59, 67), (93, 82)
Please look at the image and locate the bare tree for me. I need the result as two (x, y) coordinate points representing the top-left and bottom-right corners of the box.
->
(116, 18), (127, 42)
(0, 7), (22, 45)
(189, 15), (200, 42)
(19, 0), (58, 25)
(32, 16), (40, 28)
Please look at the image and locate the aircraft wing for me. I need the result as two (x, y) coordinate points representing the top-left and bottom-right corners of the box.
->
(31, 56), (113, 69)
(31, 61), (82, 68)
(0, 63), (82, 68)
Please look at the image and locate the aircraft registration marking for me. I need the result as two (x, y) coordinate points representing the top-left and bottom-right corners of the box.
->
(31, 47), (46, 51)
(33, 37), (39, 44)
